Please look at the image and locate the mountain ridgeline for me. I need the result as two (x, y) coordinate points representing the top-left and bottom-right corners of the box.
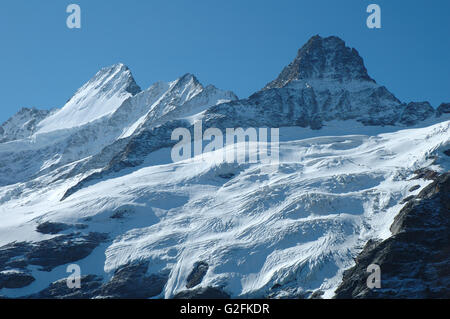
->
(1, 35), (446, 197)
(0, 35), (449, 300)
(1, 36), (447, 141)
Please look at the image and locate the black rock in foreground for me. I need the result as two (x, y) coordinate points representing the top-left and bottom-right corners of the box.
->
(334, 172), (450, 298)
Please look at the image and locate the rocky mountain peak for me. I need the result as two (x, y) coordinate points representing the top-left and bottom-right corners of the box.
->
(399, 101), (435, 125)
(437, 103), (450, 117)
(0, 107), (55, 143)
(264, 35), (375, 90)
(33, 63), (142, 134)
(89, 63), (142, 96)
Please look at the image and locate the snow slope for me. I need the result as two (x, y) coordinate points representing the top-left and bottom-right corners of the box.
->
(0, 35), (448, 299)
(0, 120), (448, 298)
(36, 63), (141, 134)
(0, 67), (236, 187)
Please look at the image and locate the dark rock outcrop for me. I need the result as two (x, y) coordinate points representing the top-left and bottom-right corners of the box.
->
(186, 261), (209, 288)
(0, 232), (108, 272)
(36, 222), (71, 234)
(399, 102), (435, 126)
(99, 261), (168, 299)
(334, 172), (450, 298)
(28, 275), (103, 299)
(36, 222), (88, 234)
(264, 35), (375, 89)
(26, 261), (167, 299)
(437, 103), (450, 117)
(400, 195), (415, 204)
(174, 287), (230, 299)
(0, 270), (35, 289)
(412, 168), (439, 181)
(27, 233), (108, 271)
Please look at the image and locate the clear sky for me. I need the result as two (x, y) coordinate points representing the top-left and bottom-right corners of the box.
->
(0, 0), (449, 123)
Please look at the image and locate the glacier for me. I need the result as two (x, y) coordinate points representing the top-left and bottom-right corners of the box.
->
(0, 35), (448, 299)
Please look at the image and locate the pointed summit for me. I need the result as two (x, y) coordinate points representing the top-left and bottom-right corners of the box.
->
(140, 73), (237, 122)
(264, 35), (375, 89)
(86, 63), (141, 96)
(36, 63), (141, 134)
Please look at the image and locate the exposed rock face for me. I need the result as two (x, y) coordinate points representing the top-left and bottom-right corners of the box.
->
(36, 222), (71, 235)
(26, 261), (167, 299)
(27, 233), (108, 271)
(174, 287), (230, 299)
(202, 35), (406, 130)
(0, 108), (54, 143)
(0, 232), (108, 273)
(334, 172), (450, 299)
(29, 275), (104, 299)
(264, 35), (375, 89)
(399, 102), (435, 125)
(186, 261), (209, 288)
(413, 168), (439, 181)
(0, 270), (35, 289)
(99, 261), (168, 299)
(0, 231), (107, 295)
(35, 222), (87, 235)
(437, 103), (450, 117)
(60, 119), (189, 201)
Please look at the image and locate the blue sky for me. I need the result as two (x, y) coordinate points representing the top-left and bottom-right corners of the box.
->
(0, 0), (449, 123)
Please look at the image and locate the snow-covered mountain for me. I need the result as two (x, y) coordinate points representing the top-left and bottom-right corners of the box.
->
(203, 35), (437, 130)
(36, 63), (142, 135)
(0, 35), (448, 299)
(0, 65), (236, 187)
(0, 108), (56, 143)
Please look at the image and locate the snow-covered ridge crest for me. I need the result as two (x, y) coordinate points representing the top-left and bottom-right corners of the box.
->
(35, 63), (141, 134)
(0, 67), (237, 187)
(0, 107), (56, 143)
(135, 73), (238, 130)
(49, 35), (447, 202)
